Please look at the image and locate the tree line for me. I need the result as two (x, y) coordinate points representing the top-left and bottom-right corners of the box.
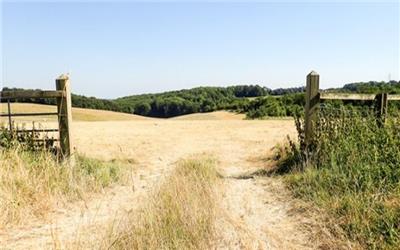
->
(1, 85), (273, 117)
(1, 81), (399, 118)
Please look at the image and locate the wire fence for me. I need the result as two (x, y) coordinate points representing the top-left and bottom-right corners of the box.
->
(0, 75), (72, 158)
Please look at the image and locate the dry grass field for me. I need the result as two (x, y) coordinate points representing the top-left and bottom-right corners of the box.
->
(0, 103), (151, 122)
(0, 105), (338, 249)
(0, 103), (246, 122)
(171, 110), (245, 120)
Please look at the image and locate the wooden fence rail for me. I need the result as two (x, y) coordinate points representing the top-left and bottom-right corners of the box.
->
(304, 71), (400, 146)
(0, 90), (64, 99)
(0, 75), (73, 159)
(320, 92), (376, 101)
(0, 112), (59, 117)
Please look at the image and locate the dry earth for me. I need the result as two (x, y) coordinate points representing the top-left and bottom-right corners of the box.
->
(0, 109), (324, 249)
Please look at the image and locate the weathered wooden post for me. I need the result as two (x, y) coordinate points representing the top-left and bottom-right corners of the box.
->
(304, 71), (320, 146)
(375, 93), (388, 127)
(56, 74), (73, 159)
(7, 99), (13, 132)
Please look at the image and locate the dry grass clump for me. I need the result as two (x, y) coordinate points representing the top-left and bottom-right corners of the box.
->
(0, 146), (130, 229)
(103, 157), (219, 250)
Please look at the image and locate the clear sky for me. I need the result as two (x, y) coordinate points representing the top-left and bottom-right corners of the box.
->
(1, 1), (399, 98)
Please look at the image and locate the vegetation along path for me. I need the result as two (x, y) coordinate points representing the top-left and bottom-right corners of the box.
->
(1, 112), (330, 249)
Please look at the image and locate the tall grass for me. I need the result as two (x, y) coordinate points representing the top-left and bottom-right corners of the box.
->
(0, 145), (130, 229)
(103, 157), (219, 250)
(276, 108), (400, 249)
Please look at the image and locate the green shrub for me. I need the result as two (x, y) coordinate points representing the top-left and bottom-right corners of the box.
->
(0, 123), (56, 151)
(276, 109), (400, 249)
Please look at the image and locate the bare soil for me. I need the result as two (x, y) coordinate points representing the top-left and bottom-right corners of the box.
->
(0, 116), (326, 249)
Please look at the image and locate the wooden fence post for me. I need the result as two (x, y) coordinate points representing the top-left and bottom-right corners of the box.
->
(375, 93), (388, 127)
(7, 99), (13, 133)
(305, 71), (320, 146)
(56, 74), (73, 159)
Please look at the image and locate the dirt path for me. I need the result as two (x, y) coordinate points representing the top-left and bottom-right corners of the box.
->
(0, 119), (321, 249)
(218, 165), (317, 249)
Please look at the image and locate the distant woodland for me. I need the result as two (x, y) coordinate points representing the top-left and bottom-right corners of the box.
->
(2, 81), (400, 118)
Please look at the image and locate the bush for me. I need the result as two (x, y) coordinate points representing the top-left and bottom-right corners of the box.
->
(0, 123), (57, 152)
(245, 94), (305, 119)
(275, 109), (400, 249)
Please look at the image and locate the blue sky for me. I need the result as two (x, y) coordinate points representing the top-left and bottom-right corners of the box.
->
(1, 1), (399, 98)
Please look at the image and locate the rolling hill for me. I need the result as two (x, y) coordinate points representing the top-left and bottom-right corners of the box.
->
(0, 103), (152, 122)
